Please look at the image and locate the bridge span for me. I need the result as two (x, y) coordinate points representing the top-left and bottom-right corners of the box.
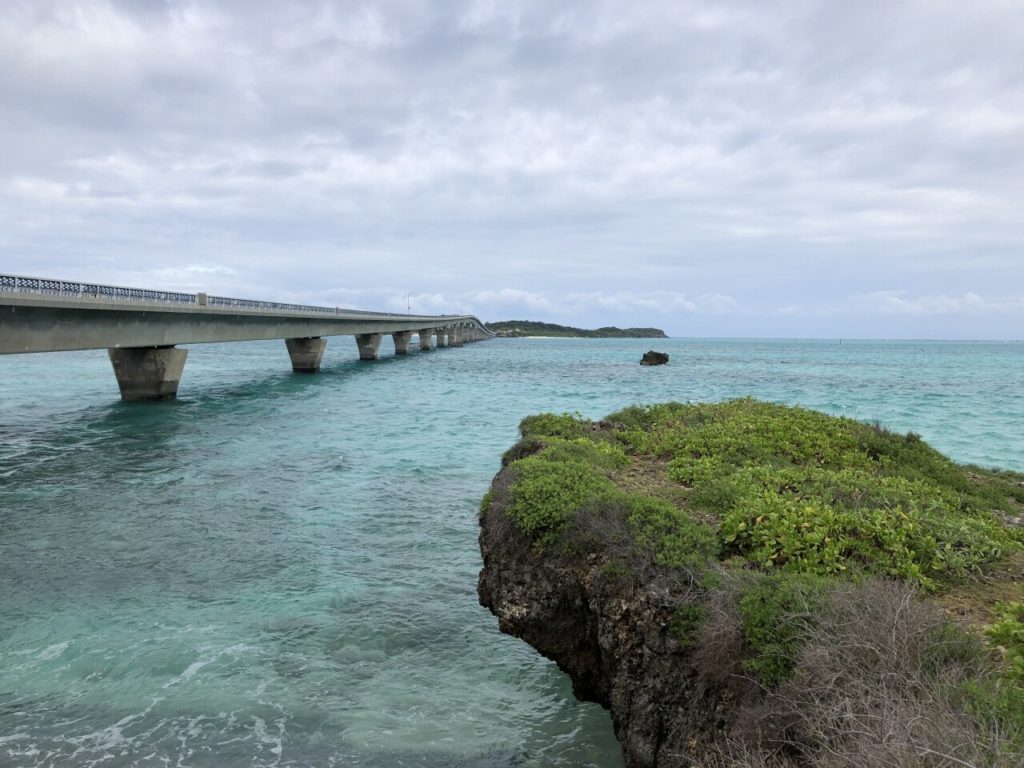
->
(0, 274), (493, 401)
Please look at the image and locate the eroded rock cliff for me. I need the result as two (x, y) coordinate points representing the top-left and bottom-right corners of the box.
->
(478, 467), (734, 768)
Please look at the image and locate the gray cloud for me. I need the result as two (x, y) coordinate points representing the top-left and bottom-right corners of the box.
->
(2, 0), (1022, 337)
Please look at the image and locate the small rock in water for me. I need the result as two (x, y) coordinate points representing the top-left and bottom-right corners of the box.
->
(640, 350), (669, 366)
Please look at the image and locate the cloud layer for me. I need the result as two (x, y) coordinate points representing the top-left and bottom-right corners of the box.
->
(2, 1), (1022, 337)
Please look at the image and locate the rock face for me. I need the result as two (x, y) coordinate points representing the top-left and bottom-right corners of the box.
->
(640, 350), (669, 366)
(477, 469), (731, 768)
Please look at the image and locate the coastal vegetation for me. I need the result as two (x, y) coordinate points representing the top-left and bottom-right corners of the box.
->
(484, 320), (668, 338)
(480, 399), (1024, 767)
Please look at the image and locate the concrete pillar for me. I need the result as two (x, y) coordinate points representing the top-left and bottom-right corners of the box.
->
(356, 333), (383, 361)
(108, 346), (188, 401)
(417, 329), (434, 350)
(392, 330), (412, 355)
(436, 328), (448, 348)
(286, 337), (327, 373)
(449, 327), (463, 347)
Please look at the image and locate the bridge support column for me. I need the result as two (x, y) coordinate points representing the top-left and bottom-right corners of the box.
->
(108, 346), (188, 401)
(449, 327), (463, 347)
(286, 337), (326, 373)
(436, 328), (448, 348)
(392, 331), (412, 355)
(417, 329), (433, 350)
(356, 333), (382, 360)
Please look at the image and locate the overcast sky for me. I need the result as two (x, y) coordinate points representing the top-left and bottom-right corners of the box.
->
(2, 1), (1022, 338)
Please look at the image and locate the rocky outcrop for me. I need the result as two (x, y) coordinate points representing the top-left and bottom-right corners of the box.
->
(477, 469), (733, 768)
(479, 404), (1024, 768)
(640, 351), (669, 366)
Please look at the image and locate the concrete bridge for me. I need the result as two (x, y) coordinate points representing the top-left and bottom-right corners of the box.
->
(0, 274), (492, 400)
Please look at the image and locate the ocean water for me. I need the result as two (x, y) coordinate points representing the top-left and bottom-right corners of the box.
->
(1, 337), (1022, 768)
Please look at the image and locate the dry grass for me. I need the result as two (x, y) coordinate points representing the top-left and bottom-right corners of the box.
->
(692, 579), (1023, 768)
(692, 571), (752, 694)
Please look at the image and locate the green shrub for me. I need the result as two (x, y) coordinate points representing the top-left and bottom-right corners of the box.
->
(506, 455), (613, 545)
(501, 437), (543, 466)
(539, 437), (629, 469)
(960, 677), (1024, 752)
(652, 399), (874, 473)
(615, 398), (1019, 588)
(501, 398), (1020, 591)
(604, 404), (659, 430)
(519, 412), (589, 440)
(670, 602), (707, 646)
(987, 602), (1024, 682)
(738, 572), (828, 687)
(689, 474), (753, 516)
(668, 455), (726, 485)
(626, 494), (718, 570)
(718, 467), (1012, 588)
(601, 559), (631, 582)
(606, 402), (695, 431)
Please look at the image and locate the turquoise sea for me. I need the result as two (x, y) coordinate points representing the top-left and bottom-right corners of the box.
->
(2, 337), (1022, 768)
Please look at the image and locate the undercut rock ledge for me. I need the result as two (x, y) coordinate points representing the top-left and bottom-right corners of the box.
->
(477, 467), (733, 768)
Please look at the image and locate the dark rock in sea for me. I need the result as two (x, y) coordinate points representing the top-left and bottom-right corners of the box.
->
(640, 350), (669, 366)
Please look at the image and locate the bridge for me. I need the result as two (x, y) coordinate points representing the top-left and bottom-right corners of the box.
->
(0, 274), (493, 401)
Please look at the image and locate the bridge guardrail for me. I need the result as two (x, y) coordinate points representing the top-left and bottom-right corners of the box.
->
(1, 274), (196, 305)
(205, 295), (407, 318)
(0, 274), (479, 323)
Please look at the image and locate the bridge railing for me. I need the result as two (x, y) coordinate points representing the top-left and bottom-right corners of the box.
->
(0, 274), (482, 325)
(1, 274), (196, 305)
(205, 295), (408, 318)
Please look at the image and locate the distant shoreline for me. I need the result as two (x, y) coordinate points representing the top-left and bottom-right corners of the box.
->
(485, 320), (668, 339)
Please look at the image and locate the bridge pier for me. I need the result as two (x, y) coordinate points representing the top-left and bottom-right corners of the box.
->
(417, 329), (433, 350)
(436, 329), (448, 348)
(356, 333), (382, 360)
(108, 346), (188, 401)
(449, 327), (463, 347)
(286, 337), (327, 373)
(392, 331), (412, 355)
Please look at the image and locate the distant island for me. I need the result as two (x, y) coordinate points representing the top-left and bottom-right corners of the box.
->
(485, 320), (668, 338)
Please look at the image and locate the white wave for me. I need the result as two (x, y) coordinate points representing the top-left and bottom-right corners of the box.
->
(35, 640), (71, 660)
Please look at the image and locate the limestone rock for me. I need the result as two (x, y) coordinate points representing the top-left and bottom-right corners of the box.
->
(478, 467), (729, 768)
(640, 350), (669, 366)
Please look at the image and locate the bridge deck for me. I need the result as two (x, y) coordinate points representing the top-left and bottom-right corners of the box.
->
(0, 274), (488, 354)
(0, 274), (491, 399)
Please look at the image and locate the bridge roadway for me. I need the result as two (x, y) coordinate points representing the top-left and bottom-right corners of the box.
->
(0, 274), (493, 400)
